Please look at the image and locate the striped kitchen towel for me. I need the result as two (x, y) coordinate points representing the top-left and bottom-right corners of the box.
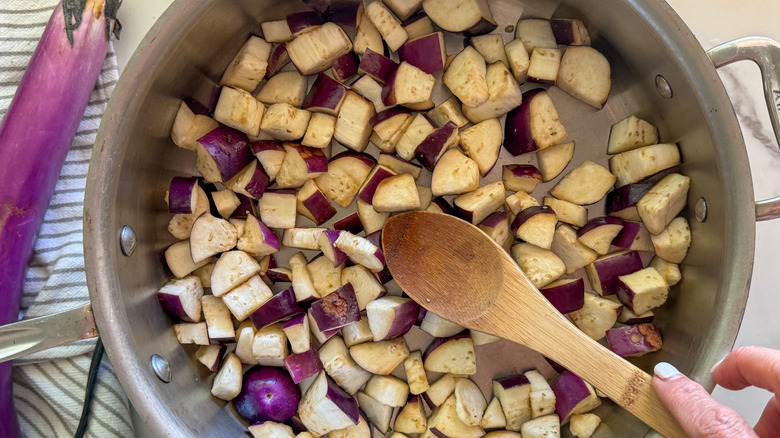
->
(1, 1), (134, 437)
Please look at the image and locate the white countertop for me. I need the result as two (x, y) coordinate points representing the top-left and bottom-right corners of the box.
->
(114, 0), (780, 434)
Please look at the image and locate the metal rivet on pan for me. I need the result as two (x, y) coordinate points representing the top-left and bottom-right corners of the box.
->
(655, 75), (673, 98)
(695, 197), (708, 222)
(119, 225), (137, 256)
(150, 354), (171, 383)
(505, 25), (514, 33)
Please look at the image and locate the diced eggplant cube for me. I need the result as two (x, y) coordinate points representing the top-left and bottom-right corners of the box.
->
(568, 293), (621, 340)
(432, 149), (480, 196)
(637, 173), (691, 234)
(606, 323), (663, 358)
(443, 46), (489, 107)
(359, 48), (399, 84)
(537, 141), (575, 182)
(576, 217), (624, 255)
(651, 216), (691, 263)
(309, 284), (361, 331)
(585, 250), (643, 296)
(506, 191), (540, 215)
(556, 46), (611, 109)
(503, 164), (543, 193)
(519, 414), (561, 438)
(366, 296), (419, 340)
(173, 322), (209, 345)
(284, 349), (324, 384)
(398, 32), (446, 74)
(156, 276), (204, 322)
(403, 12), (434, 40)
(202, 295), (236, 343)
(214, 86), (265, 138)
(365, 1), (409, 52)
(303, 73), (348, 116)
(569, 413), (602, 438)
(551, 18), (591, 46)
(428, 394), (486, 437)
(516, 18), (556, 53)
(165, 240), (211, 278)
(395, 394), (428, 433)
(210, 250), (262, 297)
(504, 89), (568, 156)
(335, 91), (376, 152)
(252, 322), (289, 366)
(550, 160), (616, 205)
(258, 190), (297, 229)
(382, 61), (436, 107)
(249, 287), (305, 329)
(261, 20), (293, 43)
(349, 337), (410, 375)
(463, 61), (524, 123)
(316, 151), (376, 207)
(422, 0), (497, 35)
(552, 371), (601, 423)
(423, 333), (476, 375)
(607, 115), (659, 154)
(260, 103), (312, 142)
(171, 101), (220, 151)
(354, 12), (384, 55)
(287, 22), (353, 75)
(609, 143), (681, 187)
(527, 47), (561, 85)
(257, 71), (307, 107)
(616, 267), (669, 315)
(511, 205), (557, 250)
(539, 278), (584, 314)
(189, 213), (239, 264)
(222, 274), (273, 321)
(511, 242), (566, 288)
(196, 125), (253, 183)
(550, 225), (598, 275)
(611, 221), (654, 252)
(649, 256), (682, 287)
(298, 371), (360, 435)
(221, 36), (272, 92)
(492, 374), (532, 430)
(454, 181), (506, 225)
(211, 353), (243, 401)
(319, 336), (373, 394)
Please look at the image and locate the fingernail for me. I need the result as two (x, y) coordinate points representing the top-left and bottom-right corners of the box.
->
(654, 362), (682, 380)
(710, 356), (726, 374)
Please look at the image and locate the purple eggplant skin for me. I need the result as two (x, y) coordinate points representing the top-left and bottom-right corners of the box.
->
(611, 221), (644, 249)
(250, 287), (305, 329)
(328, 1), (364, 27)
(398, 32), (446, 74)
(358, 167), (396, 204)
(576, 216), (623, 237)
(234, 367), (301, 423)
(504, 88), (546, 156)
(302, 189), (337, 225)
(284, 349), (324, 383)
(539, 278), (585, 314)
(168, 177), (199, 214)
(358, 48), (399, 84)
(415, 121), (458, 169)
(332, 52), (360, 82)
(606, 323), (662, 357)
(604, 181), (655, 215)
(553, 371), (593, 420)
(198, 125), (253, 181)
(266, 43), (291, 79)
(303, 73), (348, 115)
(333, 213), (365, 234)
(310, 284), (362, 331)
(588, 250), (643, 296)
(286, 10), (326, 36)
(495, 373), (531, 389)
(0, 2), (119, 436)
(462, 17), (498, 36)
(365, 230), (393, 283)
(422, 332), (471, 361)
(428, 197), (454, 215)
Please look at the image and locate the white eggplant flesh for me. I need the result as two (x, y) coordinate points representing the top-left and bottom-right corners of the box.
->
(210, 250), (262, 297)
(211, 353), (243, 401)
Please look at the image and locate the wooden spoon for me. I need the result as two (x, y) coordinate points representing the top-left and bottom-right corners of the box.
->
(382, 211), (686, 438)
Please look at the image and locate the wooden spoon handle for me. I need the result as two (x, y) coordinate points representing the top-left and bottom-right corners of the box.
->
(525, 313), (687, 438)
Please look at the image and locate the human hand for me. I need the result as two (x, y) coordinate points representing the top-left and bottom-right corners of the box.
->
(652, 346), (780, 437)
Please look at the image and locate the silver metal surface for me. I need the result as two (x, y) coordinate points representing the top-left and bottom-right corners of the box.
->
(120, 225), (137, 256)
(655, 75), (673, 99)
(695, 197), (708, 222)
(83, 0), (760, 437)
(0, 303), (96, 363)
(150, 354), (172, 383)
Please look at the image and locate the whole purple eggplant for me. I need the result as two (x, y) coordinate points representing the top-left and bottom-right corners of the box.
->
(0, 1), (119, 436)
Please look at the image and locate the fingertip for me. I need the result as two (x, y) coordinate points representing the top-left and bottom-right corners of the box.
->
(654, 362), (682, 381)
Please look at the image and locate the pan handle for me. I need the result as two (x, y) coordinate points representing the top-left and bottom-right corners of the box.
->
(707, 37), (780, 221)
(0, 303), (97, 364)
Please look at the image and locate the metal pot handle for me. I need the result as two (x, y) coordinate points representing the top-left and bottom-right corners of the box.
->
(707, 37), (780, 221)
(0, 303), (97, 363)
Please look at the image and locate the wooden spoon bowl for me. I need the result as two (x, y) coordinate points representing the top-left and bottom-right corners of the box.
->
(382, 211), (686, 438)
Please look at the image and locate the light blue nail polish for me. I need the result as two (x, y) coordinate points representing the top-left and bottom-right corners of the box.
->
(654, 362), (681, 380)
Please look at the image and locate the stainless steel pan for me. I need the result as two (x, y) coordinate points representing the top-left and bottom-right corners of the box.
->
(3, 0), (780, 436)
